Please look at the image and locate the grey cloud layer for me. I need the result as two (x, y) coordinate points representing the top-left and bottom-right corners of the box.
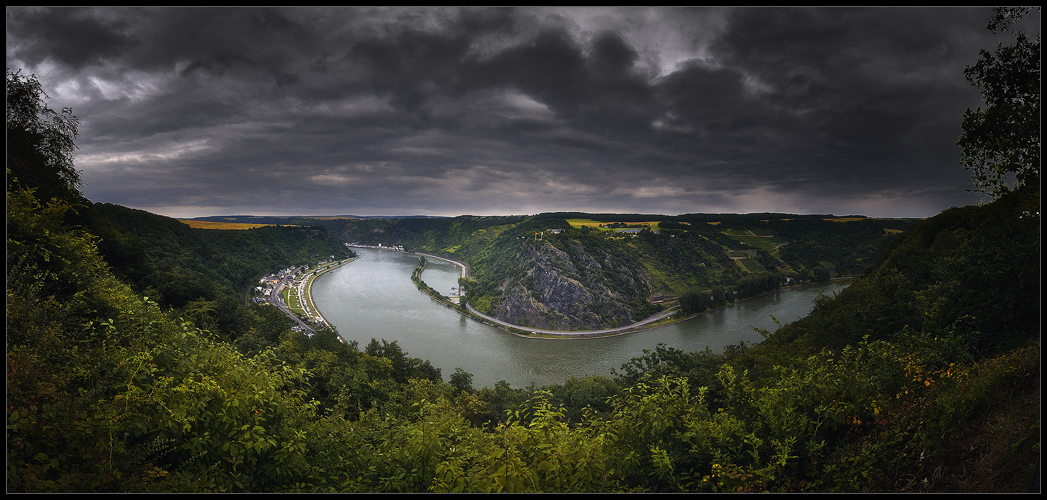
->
(6, 7), (1022, 217)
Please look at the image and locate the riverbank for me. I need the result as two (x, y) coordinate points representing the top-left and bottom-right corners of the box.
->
(412, 251), (471, 279)
(404, 250), (674, 339)
(461, 277), (852, 340)
(463, 302), (679, 339)
(335, 248), (852, 340)
(296, 256), (357, 330)
(410, 254), (470, 310)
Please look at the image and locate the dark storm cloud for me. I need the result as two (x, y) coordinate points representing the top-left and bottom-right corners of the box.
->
(6, 6), (1031, 218)
(703, 7), (989, 183)
(6, 7), (135, 69)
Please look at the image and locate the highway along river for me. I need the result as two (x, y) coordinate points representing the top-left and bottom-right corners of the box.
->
(311, 247), (849, 390)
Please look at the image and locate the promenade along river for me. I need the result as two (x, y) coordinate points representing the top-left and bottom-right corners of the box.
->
(311, 247), (849, 390)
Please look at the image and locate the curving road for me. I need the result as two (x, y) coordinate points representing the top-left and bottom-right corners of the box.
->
(464, 303), (678, 338)
(410, 252), (678, 338)
(269, 273), (316, 333)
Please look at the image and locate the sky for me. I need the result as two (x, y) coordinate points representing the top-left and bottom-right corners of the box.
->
(6, 7), (1039, 219)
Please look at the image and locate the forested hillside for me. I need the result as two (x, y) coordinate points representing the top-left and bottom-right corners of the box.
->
(7, 14), (1039, 492)
(90, 203), (352, 308)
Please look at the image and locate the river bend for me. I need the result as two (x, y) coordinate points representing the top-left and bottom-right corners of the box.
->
(311, 248), (848, 389)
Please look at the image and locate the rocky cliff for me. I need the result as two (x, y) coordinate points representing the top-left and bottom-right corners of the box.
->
(490, 237), (654, 330)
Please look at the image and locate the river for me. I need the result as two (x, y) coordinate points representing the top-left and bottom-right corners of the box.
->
(311, 247), (848, 389)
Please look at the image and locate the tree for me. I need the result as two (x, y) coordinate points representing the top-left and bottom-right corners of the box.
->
(678, 289), (711, 315)
(6, 68), (83, 202)
(449, 367), (474, 394)
(957, 7), (1040, 198)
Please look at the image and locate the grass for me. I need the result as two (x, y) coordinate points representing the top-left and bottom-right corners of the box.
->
(566, 219), (661, 231)
(178, 220), (290, 230)
(736, 258), (764, 273)
(645, 262), (698, 295)
(565, 219), (605, 229)
(905, 340), (1041, 492)
(283, 287), (301, 311)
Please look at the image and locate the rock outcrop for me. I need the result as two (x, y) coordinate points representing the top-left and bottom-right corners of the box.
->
(490, 238), (653, 330)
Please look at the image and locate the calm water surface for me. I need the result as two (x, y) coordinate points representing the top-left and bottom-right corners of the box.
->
(312, 248), (848, 389)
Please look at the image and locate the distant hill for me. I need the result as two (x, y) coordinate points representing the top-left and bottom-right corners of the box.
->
(92, 203), (354, 319)
(187, 214), (447, 225)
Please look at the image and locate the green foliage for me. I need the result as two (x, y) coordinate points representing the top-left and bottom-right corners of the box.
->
(769, 218), (915, 276)
(8, 186), (320, 492)
(678, 288), (712, 315)
(429, 392), (619, 493)
(93, 203), (351, 310)
(449, 368), (474, 394)
(6, 69), (83, 203)
(784, 185), (1039, 355)
(542, 376), (622, 425)
(735, 272), (783, 299)
(364, 338), (442, 385)
(958, 7), (1040, 198)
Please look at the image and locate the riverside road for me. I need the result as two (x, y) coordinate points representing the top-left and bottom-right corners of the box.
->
(464, 303), (678, 338)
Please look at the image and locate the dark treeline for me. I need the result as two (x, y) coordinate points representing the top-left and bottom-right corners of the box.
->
(768, 218), (919, 275)
(677, 272), (783, 316)
(672, 212), (839, 223)
(525, 211), (848, 224)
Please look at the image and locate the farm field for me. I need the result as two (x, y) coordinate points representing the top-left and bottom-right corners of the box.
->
(565, 219), (661, 231)
(736, 257), (764, 272)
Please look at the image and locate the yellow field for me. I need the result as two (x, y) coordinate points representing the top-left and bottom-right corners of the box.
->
(624, 221), (661, 227)
(565, 219), (605, 228)
(178, 220), (288, 230)
(566, 219), (662, 230)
